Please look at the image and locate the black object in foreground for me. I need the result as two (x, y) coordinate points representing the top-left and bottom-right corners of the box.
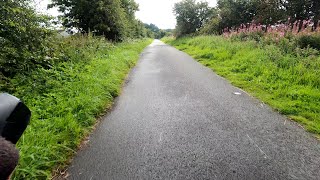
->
(0, 93), (31, 144)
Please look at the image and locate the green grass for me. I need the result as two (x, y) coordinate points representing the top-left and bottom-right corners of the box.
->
(2, 36), (152, 179)
(164, 36), (320, 135)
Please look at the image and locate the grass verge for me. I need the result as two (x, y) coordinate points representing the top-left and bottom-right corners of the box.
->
(164, 36), (320, 135)
(3, 36), (152, 179)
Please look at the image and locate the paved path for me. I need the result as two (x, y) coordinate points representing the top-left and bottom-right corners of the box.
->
(67, 40), (320, 180)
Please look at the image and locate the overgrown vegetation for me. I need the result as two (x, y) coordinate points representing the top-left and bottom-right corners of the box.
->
(7, 36), (152, 179)
(1, 0), (153, 178)
(173, 0), (320, 36)
(164, 36), (320, 134)
(0, 0), (54, 78)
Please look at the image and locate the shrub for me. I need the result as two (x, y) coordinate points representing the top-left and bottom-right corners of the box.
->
(296, 34), (320, 50)
(0, 1), (54, 78)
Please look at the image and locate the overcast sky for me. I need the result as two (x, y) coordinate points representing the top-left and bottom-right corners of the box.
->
(35, 0), (217, 29)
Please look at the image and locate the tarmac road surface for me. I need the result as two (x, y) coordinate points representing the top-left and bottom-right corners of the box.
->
(67, 40), (320, 180)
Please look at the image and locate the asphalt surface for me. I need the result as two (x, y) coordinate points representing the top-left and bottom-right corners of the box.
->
(67, 40), (320, 180)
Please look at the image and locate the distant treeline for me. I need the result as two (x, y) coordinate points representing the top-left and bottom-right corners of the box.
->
(144, 23), (173, 39)
(173, 0), (320, 36)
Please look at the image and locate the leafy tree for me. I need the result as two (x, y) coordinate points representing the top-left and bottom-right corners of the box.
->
(156, 30), (168, 39)
(208, 0), (320, 32)
(132, 20), (148, 38)
(144, 23), (161, 38)
(310, 0), (320, 30)
(181, 0), (320, 36)
(281, 0), (311, 21)
(143, 23), (170, 39)
(144, 24), (160, 34)
(253, 0), (319, 24)
(121, 0), (141, 38)
(0, 0), (53, 78)
(199, 17), (221, 35)
(253, 0), (286, 24)
(50, 0), (142, 41)
(121, 0), (139, 17)
(173, 0), (214, 36)
(218, 0), (257, 29)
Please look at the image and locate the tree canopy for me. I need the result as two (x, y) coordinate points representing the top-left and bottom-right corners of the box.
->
(49, 0), (145, 41)
(144, 23), (172, 39)
(173, 0), (320, 36)
(0, 0), (53, 77)
(173, 0), (215, 37)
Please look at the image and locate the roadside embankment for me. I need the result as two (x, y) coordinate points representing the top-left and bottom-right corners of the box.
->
(164, 36), (320, 135)
(5, 36), (152, 179)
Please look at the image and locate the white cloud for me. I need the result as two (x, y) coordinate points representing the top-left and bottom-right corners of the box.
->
(34, 0), (217, 29)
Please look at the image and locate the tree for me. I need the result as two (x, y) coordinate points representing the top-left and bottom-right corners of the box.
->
(199, 17), (221, 35)
(253, 0), (286, 24)
(144, 23), (159, 38)
(50, 0), (142, 41)
(143, 23), (170, 39)
(280, 0), (311, 21)
(0, 0), (53, 77)
(218, 0), (258, 29)
(132, 20), (148, 38)
(198, 0), (320, 34)
(121, 0), (141, 38)
(310, 0), (320, 30)
(173, 0), (214, 36)
(215, 0), (318, 29)
(144, 24), (160, 34)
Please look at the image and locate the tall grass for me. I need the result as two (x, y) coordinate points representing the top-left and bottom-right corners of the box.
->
(2, 35), (152, 179)
(164, 36), (320, 135)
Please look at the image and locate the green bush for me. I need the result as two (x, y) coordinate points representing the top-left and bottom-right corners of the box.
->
(296, 34), (320, 50)
(0, 1), (54, 78)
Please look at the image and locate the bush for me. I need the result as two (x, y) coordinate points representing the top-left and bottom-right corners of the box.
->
(0, 1), (54, 78)
(199, 17), (221, 35)
(296, 34), (320, 50)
